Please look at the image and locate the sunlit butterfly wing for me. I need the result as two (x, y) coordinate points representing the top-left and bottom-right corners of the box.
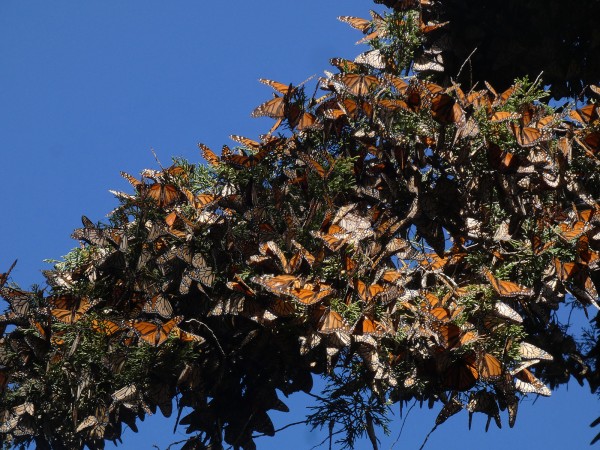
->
(0, 287), (33, 317)
(127, 316), (183, 346)
(513, 368), (551, 396)
(0, 260), (17, 288)
(142, 294), (173, 318)
(483, 269), (534, 297)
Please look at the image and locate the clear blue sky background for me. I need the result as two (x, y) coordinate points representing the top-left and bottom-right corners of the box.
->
(0, 1), (597, 449)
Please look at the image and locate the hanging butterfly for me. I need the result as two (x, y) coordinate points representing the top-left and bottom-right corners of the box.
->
(513, 368), (551, 396)
(485, 82), (517, 108)
(355, 49), (387, 69)
(126, 316), (183, 346)
(316, 307), (350, 334)
(251, 274), (301, 296)
(509, 121), (544, 147)
(91, 319), (121, 336)
(569, 103), (599, 125)
(221, 147), (270, 169)
(0, 286), (34, 317)
(181, 187), (218, 211)
(76, 414), (110, 439)
(171, 326), (205, 344)
(486, 143), (534, 174)
(71, 215), (124, 248)
(478, 352), (503, 380)
(49, 296), (100, 324)
(0, 260), (17, 288)
(332, 73), (379, 97)
(121, 171), (180, 208)
(288, 281), (335, 306)
(198, 142), (221, 167)
(466, 390), (501, 431)
(337, 15), (371, 33)
(354, 279), (385, 304)
(142, 294), (173, 318)
(482, 268), (534, 297)
(443, 353), (479, 391)
(353, 315), (394, 337)
(429, 93), (464, 124)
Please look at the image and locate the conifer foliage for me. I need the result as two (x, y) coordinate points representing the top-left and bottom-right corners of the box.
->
(1, 1), (600, 449)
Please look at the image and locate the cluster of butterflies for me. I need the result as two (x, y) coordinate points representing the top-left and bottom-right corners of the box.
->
(1, 3), (599, 450)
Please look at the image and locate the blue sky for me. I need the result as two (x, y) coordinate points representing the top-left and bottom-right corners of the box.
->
(0, 1), (598, 448)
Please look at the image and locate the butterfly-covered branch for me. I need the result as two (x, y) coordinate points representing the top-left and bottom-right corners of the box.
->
(1, 1), (600, 449)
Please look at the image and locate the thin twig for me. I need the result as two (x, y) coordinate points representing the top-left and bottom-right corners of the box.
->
(185, 318), (226, 357)
(309, 429), (344, 450)
(456, 47), (478, 80)
(389, 401), (416, 450)
(253, 419), (309, 440)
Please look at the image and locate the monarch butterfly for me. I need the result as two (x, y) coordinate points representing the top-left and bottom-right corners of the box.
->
(430, 93), (464, 124)
(76, 414), (109, 439)
(419, 19), (448, 34)
(466, 390), (501, 431)
(337, 15), (371, 33)
(355, 49), (387, 69)
(268, 297), (296, 317)
(494, 301), (523, 323)
(383, 74), (409, 94)
(171, 326), (205, 344)
(121, 171), (180, 208)
(0, 287), (32, 317)
(259, 241), (302, 274)
(435, 397), (464, 426)
(443, 354), (479, 391)
(291, 240), (317, 267)
(354, 280), (384, 303)
(111, 384), (138, 403)
(513, 368), (551, 396)
(72, 216), (124, 248)
(288, 283), (334, 306)
(478, 353), (503, 380)
(558, 221), (590, 241)
(485, 82), (517, 108)
(91, 319), (121, 336)
(316, 308), (350, 334)
(181, 187), (218, 211)
(142, 294), (173, 318)
(482, 268), (534, 297)
(0, 260), (17, 288)
(184, 264), (215, 289)
(126, 316), (183, 346)
(333, 73), (379, 96)
(569, 103), (598, 125)
(146, 381), (174, 417)
(311, 226), (349, 252)
(509, 121), (544, 147)
(226, 275), (256, 297)
(251, 81), (296, 119)
(490, 111), (521, 122)
(329, 57), (361, 73)
(198, 142), (221, 167)
(51, 297), (99, 324)
(486, 143), (533, 174)
(222, 148), (270, 169)
(252, 274), (300, 295)
(519, 342), (553, 361)
(353, 315), (391, 337)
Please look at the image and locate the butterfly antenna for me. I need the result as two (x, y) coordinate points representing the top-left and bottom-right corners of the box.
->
(150, 148), (165, 170)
